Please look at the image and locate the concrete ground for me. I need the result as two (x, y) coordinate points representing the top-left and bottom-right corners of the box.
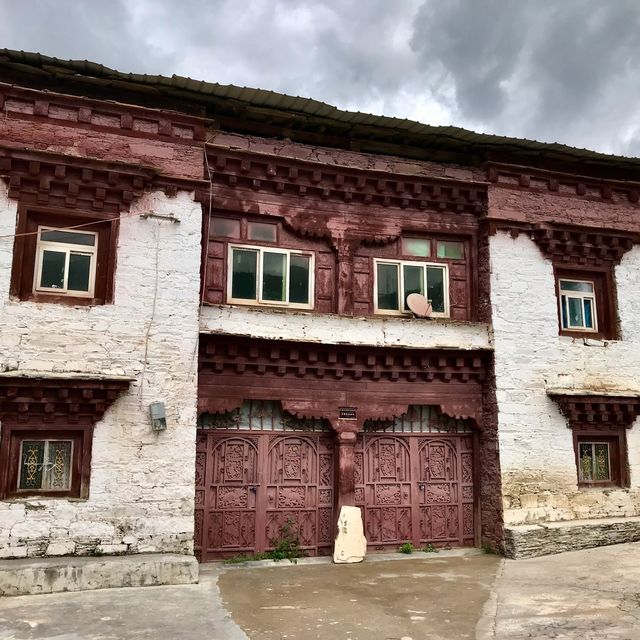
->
(0, 543), (639, 639)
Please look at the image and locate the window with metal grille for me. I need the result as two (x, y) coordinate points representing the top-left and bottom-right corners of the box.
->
(198, 400), (331, 432)
(364, 405), (473, 433)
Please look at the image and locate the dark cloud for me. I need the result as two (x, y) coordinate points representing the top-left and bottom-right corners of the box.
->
(2, 0), (640, 155)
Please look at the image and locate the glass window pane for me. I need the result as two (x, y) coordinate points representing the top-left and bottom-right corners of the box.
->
(593, 444), (610, 481)
(231, 249), (258, 300)
(560, 280), (593, 293)
(68, 253), (92, 292)
(289, 254), (310, 304)
(19, 441), (45, 489)
(567, 297), (584, 327)
(584, 298), (594, 329)
(579, 443), (593, 481)
(401, 238), (430, 257)
(377, 263), (399, 310)
(426, 266), (446, 313)
(40, 230), (95, 246)
(436, 241), (464, 259)
(561, 295), (568, 329)
(46, 441), (73, 490)
(248, 222), (277, 242)
(402, 264), (424, 310)
(211, 217), (240, 238)
(40, 250), (66, 289)
(262, 252), (286, 301)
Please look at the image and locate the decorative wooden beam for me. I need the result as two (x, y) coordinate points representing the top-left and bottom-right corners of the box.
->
(548, 392), (640, 430)
(0, 376), (131, 425)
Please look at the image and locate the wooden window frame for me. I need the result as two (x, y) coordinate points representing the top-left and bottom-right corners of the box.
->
(554, 266), (617, 340)
(0, 423), (94, 499)
(373, 258), (450, 317)
(573, 429), (627, 489)
(10, 205), (118, 306)
(226, 243), (315, 310)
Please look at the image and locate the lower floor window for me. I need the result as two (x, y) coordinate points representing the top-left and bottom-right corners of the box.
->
(19, 440), (73, 491)
(0, 427), (89, 499)
(578, 441), (611, 483)
(574, 432), (625, 487)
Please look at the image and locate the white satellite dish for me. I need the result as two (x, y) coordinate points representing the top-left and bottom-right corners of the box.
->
(406, 293), (433, 318)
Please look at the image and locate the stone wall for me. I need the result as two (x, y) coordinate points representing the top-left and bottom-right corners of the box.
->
(490, 230), (640, 527)
(0, 183), (202, 558)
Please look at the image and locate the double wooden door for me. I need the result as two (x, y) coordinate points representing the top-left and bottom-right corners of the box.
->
(355, 433), (475, 549)
(195, 430), (334, 561)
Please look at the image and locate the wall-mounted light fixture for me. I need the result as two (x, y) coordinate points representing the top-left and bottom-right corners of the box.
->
(149, 401), (167, 431)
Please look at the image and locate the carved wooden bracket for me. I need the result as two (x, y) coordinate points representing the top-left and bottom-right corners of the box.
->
(548, 392), (640, 430)
(0, 375), (132, 425)
(198, 336), (488, 428)
(205, 146), (487, 215)
(487, 162), (640, 206)
(531, 224), (638, 267)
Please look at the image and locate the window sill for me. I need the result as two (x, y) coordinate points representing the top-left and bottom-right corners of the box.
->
(14, 293), (105, 307)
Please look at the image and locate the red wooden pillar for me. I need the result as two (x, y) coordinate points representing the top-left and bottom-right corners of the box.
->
(335, 239), (359, 315)
(336, 429), (358, 508)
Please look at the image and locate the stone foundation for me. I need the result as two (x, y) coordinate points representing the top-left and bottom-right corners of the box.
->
(0, 553), (199, 596)
(504, 516), (640, 558)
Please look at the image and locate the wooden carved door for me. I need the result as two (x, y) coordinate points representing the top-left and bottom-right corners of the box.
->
(418, 435), (475, 546)
(356, 436), (414, 549)
(356, 430), (475, 551)
(264, 435), (334, 555)
(196, 404), (334, 562)
(195, 435), (259, 562)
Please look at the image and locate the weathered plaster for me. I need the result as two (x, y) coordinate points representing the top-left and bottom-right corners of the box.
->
(199, 305), (492, 351)
(490, 231), (640, 526)
(0, 182), (202, 558)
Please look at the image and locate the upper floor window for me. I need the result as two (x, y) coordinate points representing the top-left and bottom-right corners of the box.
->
(34, 227), (98, 298)
(11, 207), (117, 305)
(558, 278), (597, 332)
(374, 259), (449, 317)
(228, 245), (314, 309)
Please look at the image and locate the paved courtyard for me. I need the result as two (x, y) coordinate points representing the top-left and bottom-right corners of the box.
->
(0, 543), (639, 639)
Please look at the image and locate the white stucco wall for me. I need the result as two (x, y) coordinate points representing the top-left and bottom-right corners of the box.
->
(490, 232), (640, 526)
(0, 182), (202, 558)
(200, 305), (492, 351)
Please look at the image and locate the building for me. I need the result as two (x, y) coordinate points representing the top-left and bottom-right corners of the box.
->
(0, 50), (639, 585)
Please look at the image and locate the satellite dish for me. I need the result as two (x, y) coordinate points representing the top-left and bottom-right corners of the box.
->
(406, 293), (433, 318)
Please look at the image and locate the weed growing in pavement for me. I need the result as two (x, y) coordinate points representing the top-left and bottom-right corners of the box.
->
(421, 543), (439, 553)
(224, 518), (307, 565)
(398, 541), (415, 554)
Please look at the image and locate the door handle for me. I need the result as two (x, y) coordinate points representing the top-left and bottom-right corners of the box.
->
(418, 483), (425, 489)
(249, 485), (258, 493)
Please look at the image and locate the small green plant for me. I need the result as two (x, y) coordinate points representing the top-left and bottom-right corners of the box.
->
(268, 518), (306, 563)
(398, 541), (414, 554)
(421, 543), (439, 553)
(481, 542), (496, 555)
(224, 519), (307, 565)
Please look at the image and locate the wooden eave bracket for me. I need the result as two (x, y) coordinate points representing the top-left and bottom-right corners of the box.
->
(0, 375), (132, 424)
(548, 390), (640, 430)
(484, 218), (640, 266)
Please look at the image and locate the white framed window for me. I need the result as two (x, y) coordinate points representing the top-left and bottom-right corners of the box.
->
(559, 279), (597, 332)
(33, 227), (98, 297)
(373, 259), (449, 317)
(227, 244), (314, 309)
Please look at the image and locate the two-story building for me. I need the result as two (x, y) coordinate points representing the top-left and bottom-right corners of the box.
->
(1, 50), (639, 588)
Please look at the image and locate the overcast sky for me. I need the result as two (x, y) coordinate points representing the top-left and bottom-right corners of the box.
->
(2, 0), (640, 156)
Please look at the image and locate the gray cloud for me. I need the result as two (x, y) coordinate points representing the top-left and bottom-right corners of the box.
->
(2, 0), (640, 155)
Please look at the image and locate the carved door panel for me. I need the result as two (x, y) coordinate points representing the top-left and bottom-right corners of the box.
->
(196, 431), (334, 561)
(356, 436), (414, 549)
(195, 434), (259, 561)
(418, 435), (474, 546)
(264, 435), (334, 556)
